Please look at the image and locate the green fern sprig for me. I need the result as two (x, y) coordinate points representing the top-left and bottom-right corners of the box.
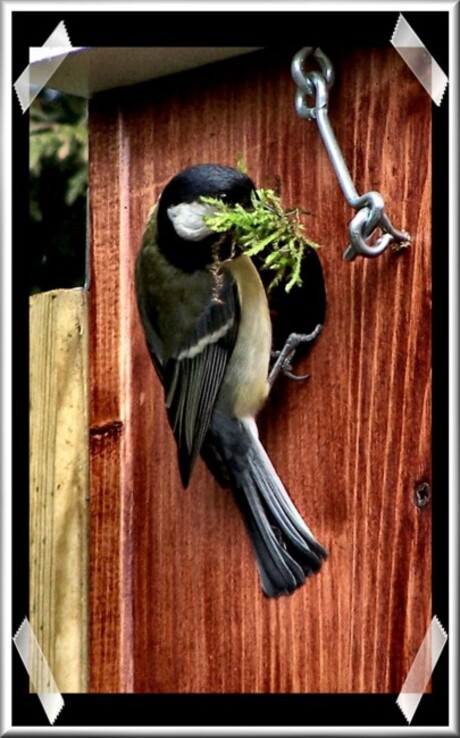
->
(202, 188), (319, 292)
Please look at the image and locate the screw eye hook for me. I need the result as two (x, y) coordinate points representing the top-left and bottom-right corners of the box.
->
(291, 47), (411, 261)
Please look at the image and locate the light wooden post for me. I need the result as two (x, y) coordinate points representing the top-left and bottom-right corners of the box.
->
(29, 289), (89, 693)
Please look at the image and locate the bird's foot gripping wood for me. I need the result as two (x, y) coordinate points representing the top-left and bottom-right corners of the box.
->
(268, 324), (322, 389)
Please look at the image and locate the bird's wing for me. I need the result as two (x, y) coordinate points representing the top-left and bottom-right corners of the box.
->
(163, 270), (239, 487)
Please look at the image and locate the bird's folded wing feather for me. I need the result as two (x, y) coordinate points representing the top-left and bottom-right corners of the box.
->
(164, 270), (239, 486)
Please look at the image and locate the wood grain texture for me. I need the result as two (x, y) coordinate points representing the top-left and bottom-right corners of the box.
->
(88, 109), (134, 692)
(29, 289), (89, 692)
(88, 47), (431, 693)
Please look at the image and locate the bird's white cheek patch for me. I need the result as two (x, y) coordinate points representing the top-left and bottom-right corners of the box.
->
(167, 201), (216, 241)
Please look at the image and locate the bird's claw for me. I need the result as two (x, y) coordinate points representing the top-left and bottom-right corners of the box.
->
(282, 368), (310, 382)
(268, 325), (322, 389)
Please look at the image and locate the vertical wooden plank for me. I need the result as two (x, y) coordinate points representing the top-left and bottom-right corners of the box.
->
(88, 106), (134, 692)
(89, 47), (431, 693)
(29, 288), (88, 693)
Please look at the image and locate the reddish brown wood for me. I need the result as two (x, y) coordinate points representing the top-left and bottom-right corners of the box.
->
(88, 109), (134, 692)
(89, 47), (431, 693)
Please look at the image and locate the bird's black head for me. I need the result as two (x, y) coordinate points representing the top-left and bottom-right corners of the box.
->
(157, 164), (256, 272)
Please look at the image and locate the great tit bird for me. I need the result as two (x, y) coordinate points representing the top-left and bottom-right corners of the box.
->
(135, 163), (327, 597)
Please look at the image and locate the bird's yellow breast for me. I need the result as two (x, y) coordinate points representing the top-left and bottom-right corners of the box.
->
(220, 254), (272, 418)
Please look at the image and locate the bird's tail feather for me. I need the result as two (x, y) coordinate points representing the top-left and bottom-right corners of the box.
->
(205, 412), (327, 597)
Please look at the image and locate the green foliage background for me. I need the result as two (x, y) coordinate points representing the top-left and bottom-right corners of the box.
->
(29, 90), (88, 294)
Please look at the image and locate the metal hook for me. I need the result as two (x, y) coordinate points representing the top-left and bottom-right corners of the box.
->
(291, 47), (411, 261)
(291, 47), (335, 99)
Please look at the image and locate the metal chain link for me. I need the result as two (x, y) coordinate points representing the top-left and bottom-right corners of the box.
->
(291, 47), (411, 261)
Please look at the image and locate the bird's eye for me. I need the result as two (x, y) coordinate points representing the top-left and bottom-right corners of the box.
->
(218, 192), (228, 201)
